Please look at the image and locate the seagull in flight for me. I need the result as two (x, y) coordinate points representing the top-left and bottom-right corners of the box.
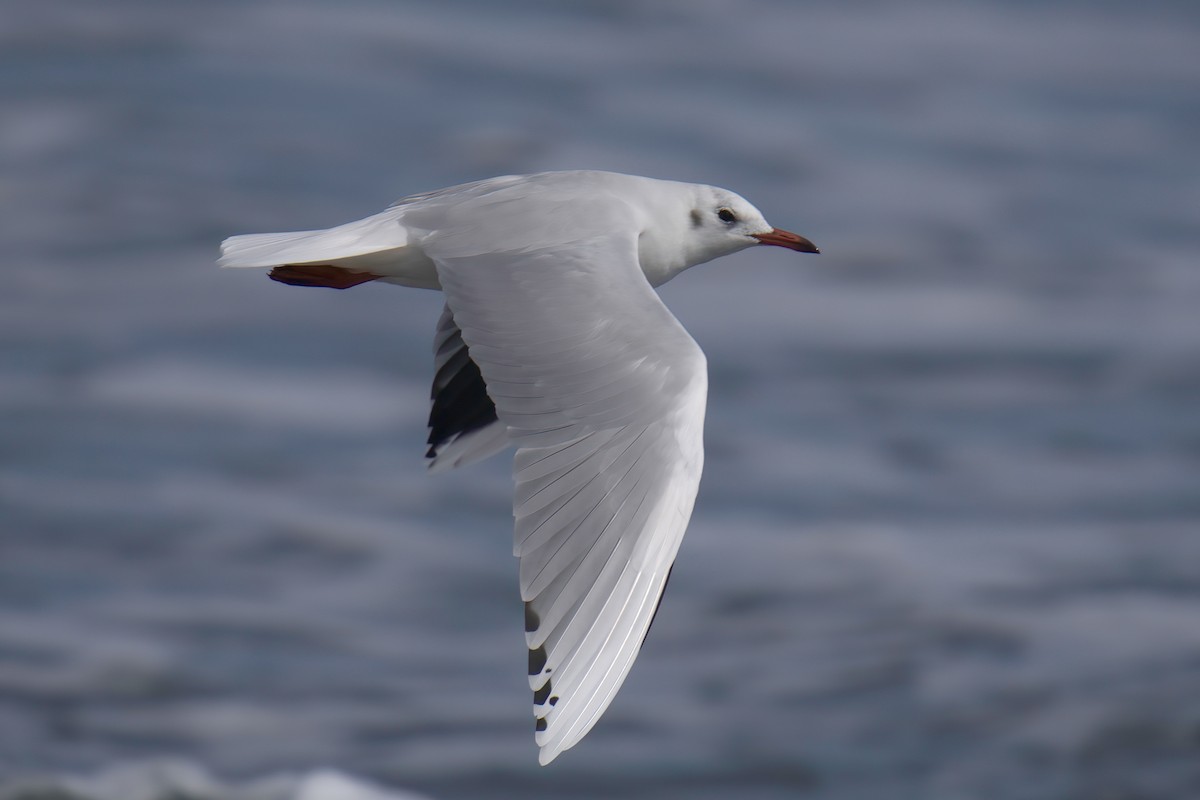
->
(220, 170), (819, 764)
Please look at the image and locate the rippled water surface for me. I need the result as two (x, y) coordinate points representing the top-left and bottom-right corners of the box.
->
(2, 1), (1199, 798)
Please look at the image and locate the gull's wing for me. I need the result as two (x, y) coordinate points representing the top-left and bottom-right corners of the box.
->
(425, 202), (707, 765)
(426, 304), (508, 472)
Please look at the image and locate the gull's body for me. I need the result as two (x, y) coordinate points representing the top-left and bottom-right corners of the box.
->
(220, 170), (817, 764)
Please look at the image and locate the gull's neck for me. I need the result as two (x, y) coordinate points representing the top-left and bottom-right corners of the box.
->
(634, 181), (706, 287)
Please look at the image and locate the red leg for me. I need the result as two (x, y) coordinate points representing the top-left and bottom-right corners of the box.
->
(268, 264), (383, 289)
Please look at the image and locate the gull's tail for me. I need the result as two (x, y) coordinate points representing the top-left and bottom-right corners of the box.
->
(219, 208), (440, 289)
(219, 208), (411, 270)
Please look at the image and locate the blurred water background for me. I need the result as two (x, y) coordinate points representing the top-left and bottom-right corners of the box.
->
(2, 1), (1199, 798)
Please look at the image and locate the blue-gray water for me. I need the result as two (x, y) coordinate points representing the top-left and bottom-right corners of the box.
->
(2, 1), (1199, 799)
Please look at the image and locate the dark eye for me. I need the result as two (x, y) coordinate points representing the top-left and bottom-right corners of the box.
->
(717, 207), (737, 224)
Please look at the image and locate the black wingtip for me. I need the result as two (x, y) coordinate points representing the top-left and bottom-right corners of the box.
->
(528, 645), (548, 676)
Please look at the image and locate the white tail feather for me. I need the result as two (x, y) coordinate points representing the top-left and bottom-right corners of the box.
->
(219, 209), (410, 269)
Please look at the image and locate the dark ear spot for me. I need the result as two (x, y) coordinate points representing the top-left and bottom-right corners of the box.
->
(689, 208), (703, 228)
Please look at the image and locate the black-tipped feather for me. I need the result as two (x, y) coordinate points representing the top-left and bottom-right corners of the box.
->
(642, 564), (675, 645)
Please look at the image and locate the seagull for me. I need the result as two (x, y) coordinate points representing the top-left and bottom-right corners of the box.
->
(219, 170), (819, 764)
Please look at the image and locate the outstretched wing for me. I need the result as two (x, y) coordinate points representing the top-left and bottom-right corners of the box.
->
(425, 197), (707, 765)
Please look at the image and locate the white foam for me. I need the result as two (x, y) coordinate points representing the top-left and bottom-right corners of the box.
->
(2, 760), (434, 800)
(85, 360), (425, 432)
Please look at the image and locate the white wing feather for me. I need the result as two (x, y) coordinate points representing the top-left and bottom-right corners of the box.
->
(424, 189), (707, 764)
